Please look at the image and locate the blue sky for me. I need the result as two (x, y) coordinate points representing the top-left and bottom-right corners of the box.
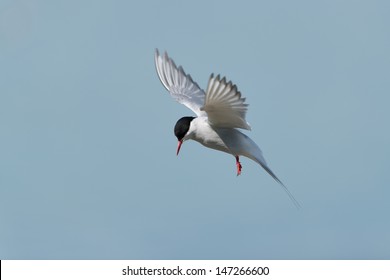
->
(1, 0), (389, 259)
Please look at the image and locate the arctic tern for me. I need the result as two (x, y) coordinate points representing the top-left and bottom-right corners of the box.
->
(154, 49), (300, 208)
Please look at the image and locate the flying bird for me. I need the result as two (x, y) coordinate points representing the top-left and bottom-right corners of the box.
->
(154, 49), (300, 208)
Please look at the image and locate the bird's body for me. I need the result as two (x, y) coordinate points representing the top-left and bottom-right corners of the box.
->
(186, 116), (260, 162)
(185, 116), (230, 153)
(155, 49), (300, 208)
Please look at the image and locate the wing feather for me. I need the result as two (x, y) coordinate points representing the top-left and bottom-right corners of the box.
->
(201, 74), (251, 130)
(154, 49), (206, 116)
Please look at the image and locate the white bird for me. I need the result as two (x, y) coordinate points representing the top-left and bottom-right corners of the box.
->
(154, 49), (300, 208)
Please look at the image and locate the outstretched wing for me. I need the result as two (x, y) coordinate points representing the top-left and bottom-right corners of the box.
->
(201, 74), (251, 130)
(154, 49), (206, 116)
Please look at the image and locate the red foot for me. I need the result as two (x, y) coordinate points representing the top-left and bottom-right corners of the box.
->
(235, 156), (242, 176)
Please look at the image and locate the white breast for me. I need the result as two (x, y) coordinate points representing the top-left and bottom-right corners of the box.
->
(184, 117), (230, 153)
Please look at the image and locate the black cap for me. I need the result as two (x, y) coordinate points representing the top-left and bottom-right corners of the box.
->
(174, 116), (195, 141)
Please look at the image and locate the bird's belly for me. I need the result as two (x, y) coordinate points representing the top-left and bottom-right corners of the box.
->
(192, 126), (230, 153)
(198, 136), (229, 153)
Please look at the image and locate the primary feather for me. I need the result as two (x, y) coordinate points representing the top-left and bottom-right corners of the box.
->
(202, 74), (251, 130)
(154, 49), (206, 116)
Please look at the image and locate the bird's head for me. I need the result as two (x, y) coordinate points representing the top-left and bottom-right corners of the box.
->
(174, 116), (195, 155)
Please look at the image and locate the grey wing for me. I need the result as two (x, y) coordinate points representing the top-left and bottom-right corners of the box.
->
(154, 49), (206, 116)
(201, 74), (251, 130)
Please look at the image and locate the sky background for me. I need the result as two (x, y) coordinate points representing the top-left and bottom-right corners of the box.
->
(1, 0), (389, 259)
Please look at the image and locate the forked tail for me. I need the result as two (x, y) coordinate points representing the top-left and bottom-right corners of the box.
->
(254, 158), (301, 209)
(242, 138), (301, 209)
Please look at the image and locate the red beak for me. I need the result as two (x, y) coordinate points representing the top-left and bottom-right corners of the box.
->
(176, 140), (183, 156)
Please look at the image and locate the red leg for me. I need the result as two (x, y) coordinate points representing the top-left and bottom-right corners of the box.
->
(235, 156), (242, 176)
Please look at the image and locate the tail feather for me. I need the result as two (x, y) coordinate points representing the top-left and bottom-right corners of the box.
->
(239, 134), (301, 209)
(254, 158), (301, 209)
(216, 128), (300, 208)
